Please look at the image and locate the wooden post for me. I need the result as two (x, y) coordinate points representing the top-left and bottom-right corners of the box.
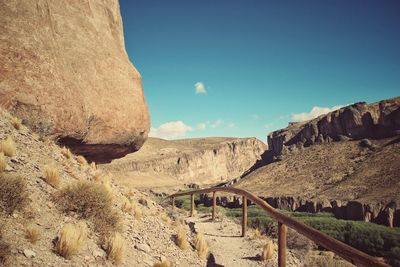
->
(278, 222), (287, 267)
(172, 197), (175, 210)
(242, 195), (247, 237)
(190, 194), (195, 217)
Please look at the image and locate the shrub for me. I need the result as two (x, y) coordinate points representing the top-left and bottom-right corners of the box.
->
(302, 217), (400, 265)
(153, 259), (171, 267)
(195, 232), (209, 259)
(0, 239), (11, 266)
(11, 117), (22, 130)
(60, 147), (72, 159)
(105, 232), (126, 264)
(0, 153), (6, 173)
(249, 228), (262, 240)
(25, 224), (41, 244)
(43, 164), (60, 188)
(56, 181), (121, 234)
(0, 137), (16, 157)
(76, 155), (87, 165)
(261, 240), (274, 261)
(160, 213), (172, 225)
(55, 222), (87, 259)
(0, 174), (27, 214)
(174, 225), (189, 250)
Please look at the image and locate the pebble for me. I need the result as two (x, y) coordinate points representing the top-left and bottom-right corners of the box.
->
(23, 249), (36, 258)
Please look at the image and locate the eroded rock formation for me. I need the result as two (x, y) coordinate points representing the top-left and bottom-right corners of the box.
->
(268, 97), (400, 157)
(0, 0), (150, 162)
(105, 137), (267, 184)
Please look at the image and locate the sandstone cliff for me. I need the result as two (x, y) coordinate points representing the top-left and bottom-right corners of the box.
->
(268, 97), (400, 158)
(104, 137), (267, 188)
(0, 0), (150, 163)
(235, 97), (400, 227)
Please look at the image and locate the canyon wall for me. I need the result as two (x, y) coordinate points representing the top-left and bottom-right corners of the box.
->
(268, 97), (400, 158)
(105, 137), (267, 185)
(0, 0), (150, 163)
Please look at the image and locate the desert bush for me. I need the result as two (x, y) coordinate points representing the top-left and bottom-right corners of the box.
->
(0, 137), (16, 157)
(60, 147), (72, 159)
(105, 232), (126, 264)
(55, 222), (87, 259)
(56, 181), (121, 234)
(249, 228), (263, 240)
(0, 174), (27, 214)
(261, 240), (274, 261)
(76, 155), (87, 165)
(302, 217), (400, 266)
(195, 232), (209, 259)
(0, 239), (11, 266)
(286, 227), (315, 252)
(43, 164), (60, 188)
(0, 153), (6, 173)
(11, 117), (22, 130)
(25, 224), (41, 244)
(153, 259), (171, 267)
(174, 225), (189, 250)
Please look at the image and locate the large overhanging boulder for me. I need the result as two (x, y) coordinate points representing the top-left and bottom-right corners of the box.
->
(0, 0), (150, 163)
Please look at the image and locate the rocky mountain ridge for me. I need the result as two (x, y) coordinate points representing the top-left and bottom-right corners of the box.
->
(267, 97), (400, 158)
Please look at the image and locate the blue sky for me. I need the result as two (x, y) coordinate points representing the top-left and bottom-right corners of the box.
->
(120, 0), (400, 142)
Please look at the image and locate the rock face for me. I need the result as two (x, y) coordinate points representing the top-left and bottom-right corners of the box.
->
(0, 0), (150, 163)
(105, 137), (267, 184)
(268, 97), (400, 157)
(198, 194), (400, 227)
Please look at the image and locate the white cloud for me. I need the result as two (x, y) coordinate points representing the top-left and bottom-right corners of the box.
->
(196, 123), (207, 130)
(194, 82), (207, 94)
(291, 105), (344, 122)
(149, 121), (193, 139)
(228, 122), (236, 128)
(211, 119), (223, 128)
(252, 114), (259, 120)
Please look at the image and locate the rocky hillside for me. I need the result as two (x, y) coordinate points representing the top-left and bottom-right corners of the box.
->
(267, 97), (400, 158)
(0, 108), (204, 266)
(0, 0), (150, 163)
(235, 97), (400, 227)
(103, 137), (266, 191)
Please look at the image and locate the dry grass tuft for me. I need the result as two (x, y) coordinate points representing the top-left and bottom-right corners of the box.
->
(174, 225), (189, 250)
(56, 181), (121, 234)
(261, 240), (274, 261)
(105, 232), (126, 264)
(121, 196), (132, 213)
(0, 174), (27, 214)
(61, 147), (72, 159)
(0, 137), (16, 157)
(55, 222), (87, 259)
(249, 228), (262, 240)
(76, 155), (87, 165)
(153, 259), (171, 267)
(11, 117), (22, 130)
(0, 153), (6, 173)
(44, 164), (60, 188)
(90, 162), (96, 169)
(195, 232), (209, 259)
(160, 213), (172, 225)
(25, 224), (41, 244)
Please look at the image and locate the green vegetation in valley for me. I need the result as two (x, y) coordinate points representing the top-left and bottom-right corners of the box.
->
(174, 195), (400, 266)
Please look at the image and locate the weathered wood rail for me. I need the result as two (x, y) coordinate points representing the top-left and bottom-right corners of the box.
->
(170, 187), (390, 267)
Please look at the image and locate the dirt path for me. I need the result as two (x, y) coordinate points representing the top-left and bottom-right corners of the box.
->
(186, 214), (302, 267)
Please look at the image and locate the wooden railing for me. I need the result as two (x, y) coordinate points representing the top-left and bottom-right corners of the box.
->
(169, 187), (390, 267)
